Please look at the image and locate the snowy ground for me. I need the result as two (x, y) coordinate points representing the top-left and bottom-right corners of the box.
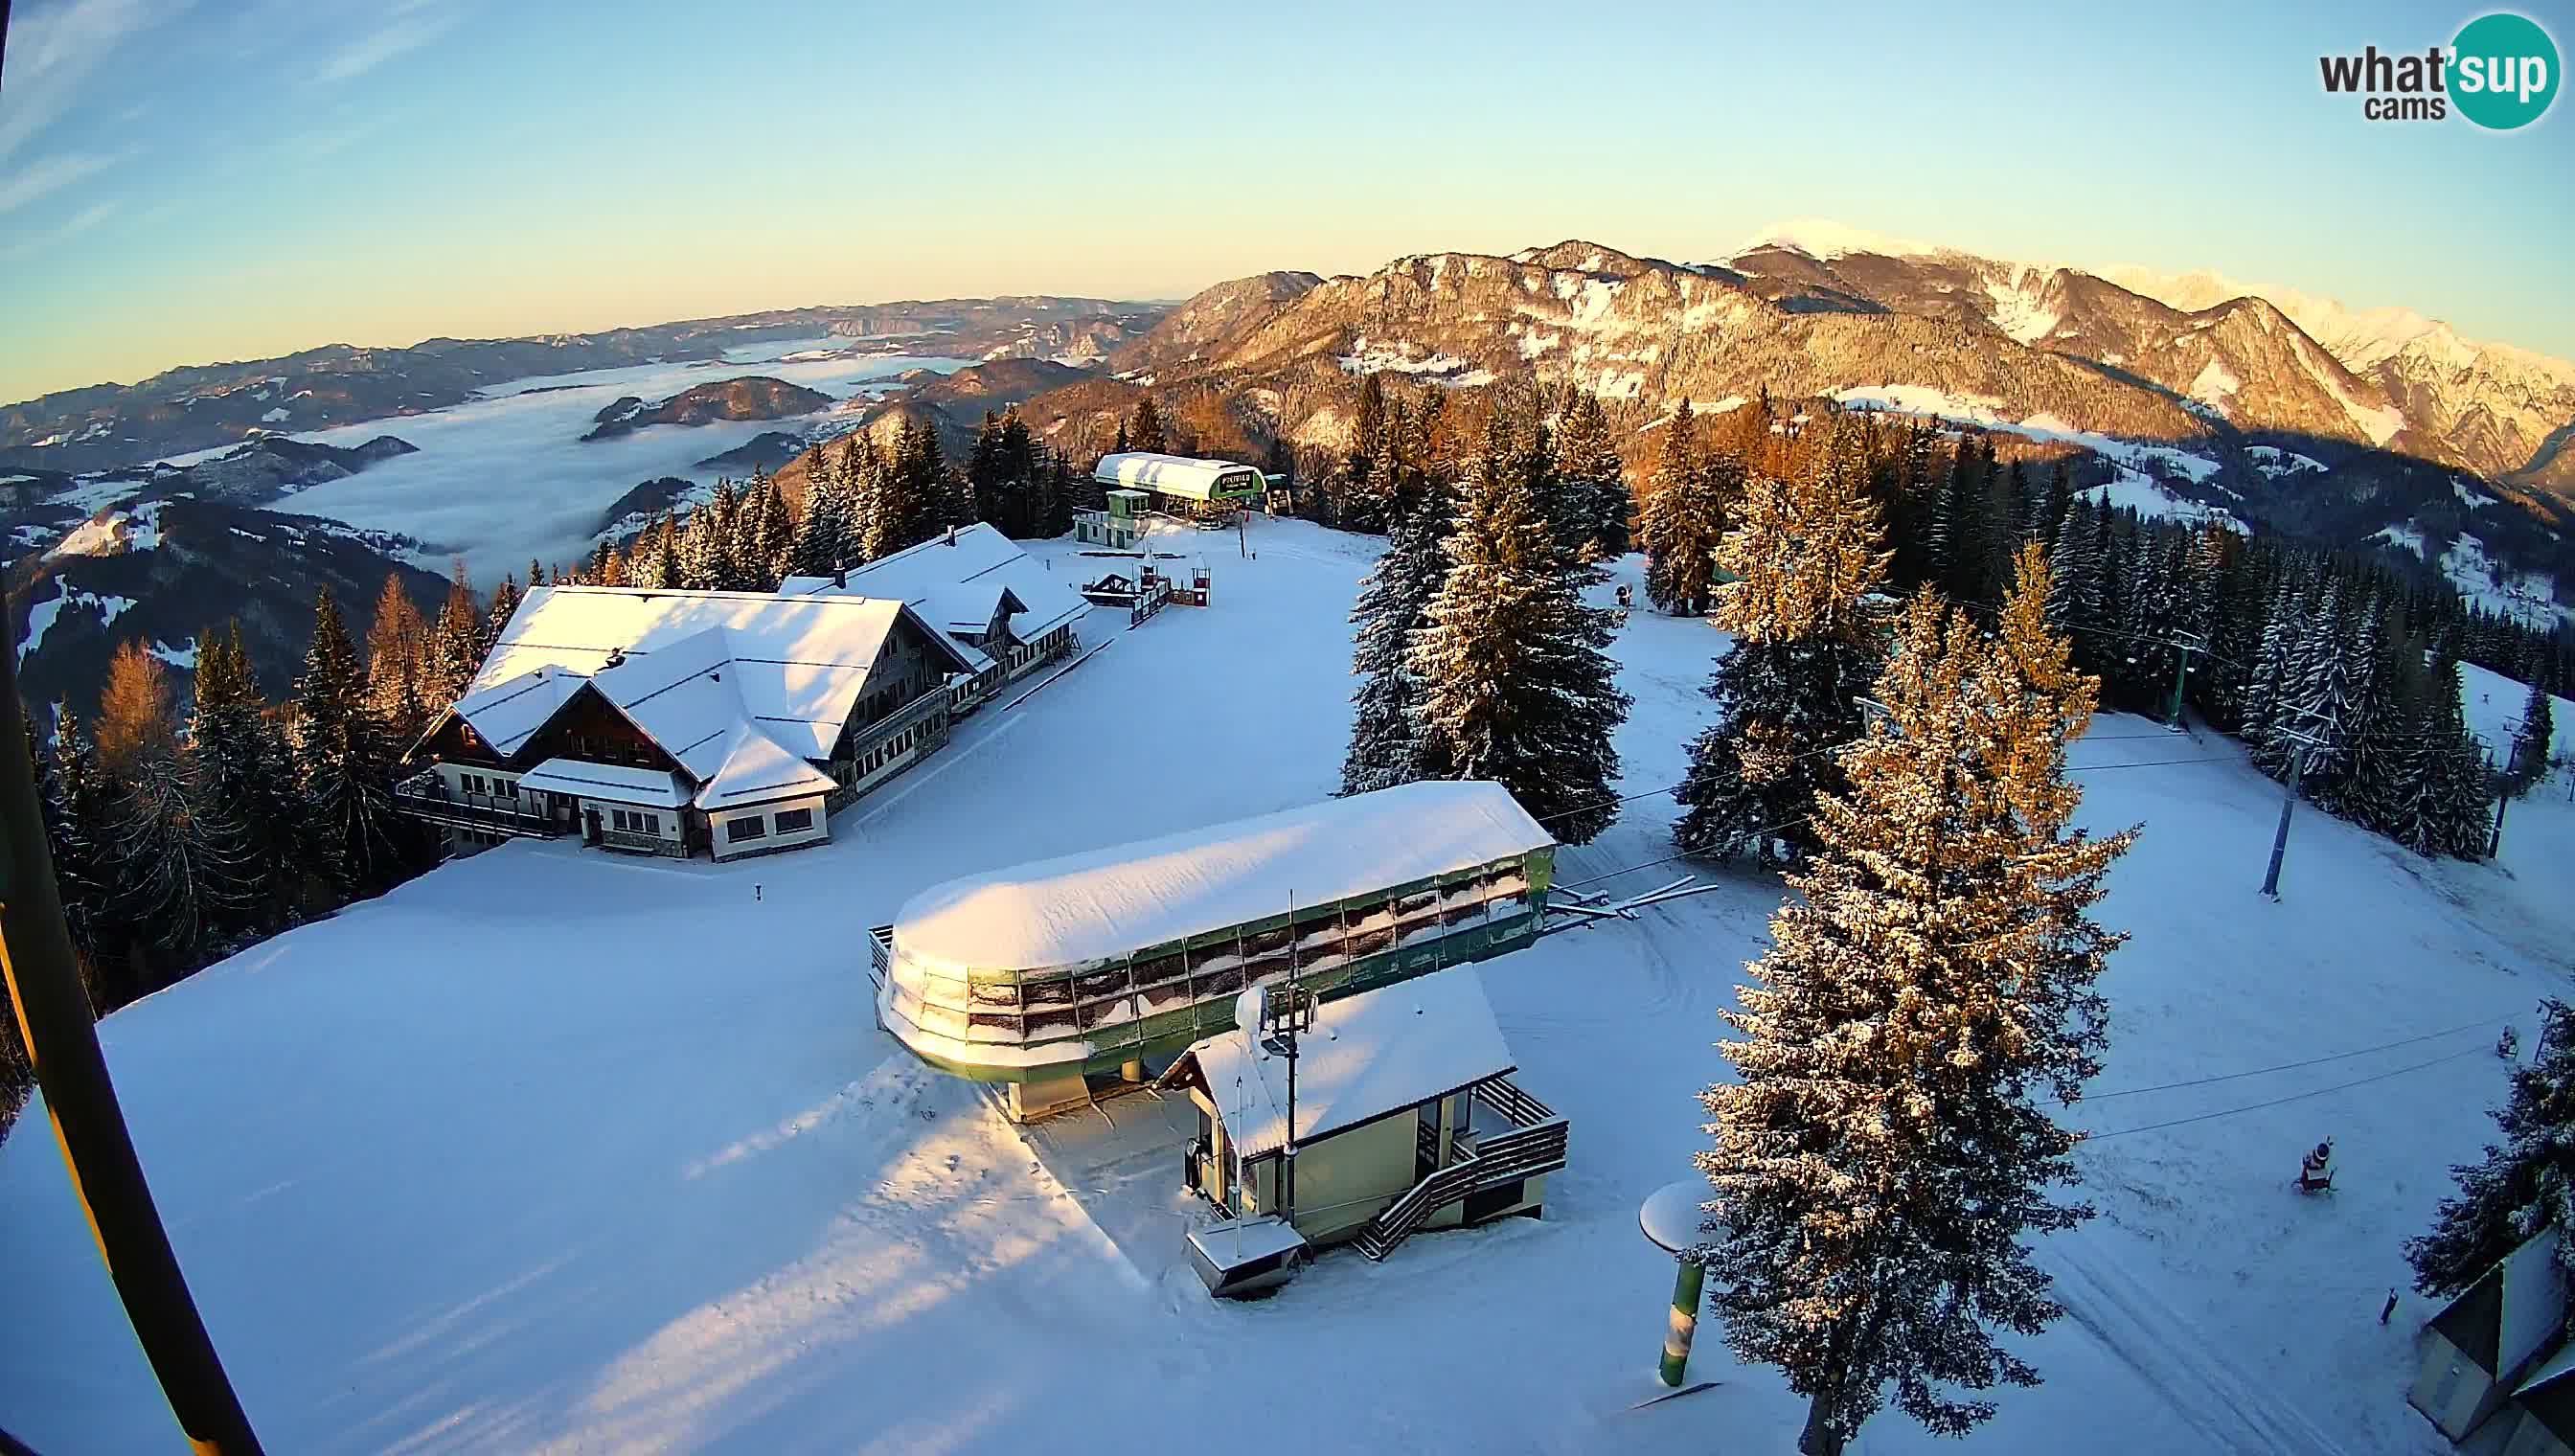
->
(192, 341), (966, 581)
(5, 519), (2572, 1454)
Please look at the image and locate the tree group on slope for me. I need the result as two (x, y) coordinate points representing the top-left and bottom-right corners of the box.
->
(29, 587), (450, 1022)
(1659, 398), (2545, 870)
(1338, 389), (1630, 842)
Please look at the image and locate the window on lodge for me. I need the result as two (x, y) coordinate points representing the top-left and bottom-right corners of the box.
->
(775, 808), (813, 833)
(726, 816), (766, 843)
(609, 809), (661, 834)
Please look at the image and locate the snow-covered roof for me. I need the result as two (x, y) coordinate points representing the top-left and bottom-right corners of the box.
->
(449, 667), (586, 756)
(1187, 1215), (1307, 1266)
(891, 781), (1552, 975)
(786, 523), (1086, 662)
(2498, 1227), (2567, 1378)
(1092, 452), (1265, 502)
(514, 758), (690, 808)
(2518, 1339), (2575, 1398)
(694, 723), (837, 808)
(453, 584), (977, 806)
(1181, 967), (1514, 1159)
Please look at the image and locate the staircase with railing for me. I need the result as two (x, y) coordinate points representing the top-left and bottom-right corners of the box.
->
(1355, 1078), (1568, 1262)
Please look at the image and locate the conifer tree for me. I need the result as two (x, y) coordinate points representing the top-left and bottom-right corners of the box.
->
(1552, 391), (1630, 560)
(34, 707), (111, 978)
(486, 574), (525, 641)
(1639, 400), (1734, 616)
(2514, 676), (2557, 798)
(2406, 999), (2575, 1299)
(192, 622), (308, 930)
(1407, 416), (1630, 842)
(1130, 397), (1167, 455)
(102, 667), (251, 983)
(1695, 554), (2134, 1456)
(95, 639), (178, 774)
(1340, 476), (1455, 796)
(357, 575), (430, 747)
(422, 567), (487, 708)
(295, 588), (420, 898)
(790, 448), (855, 578)
(1675, 422), (1891, 866)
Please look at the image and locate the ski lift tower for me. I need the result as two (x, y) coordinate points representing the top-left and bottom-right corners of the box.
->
(2261, 706), (2339, 899)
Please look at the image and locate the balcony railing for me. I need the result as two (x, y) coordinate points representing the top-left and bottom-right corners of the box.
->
(393, 781), (556, 838)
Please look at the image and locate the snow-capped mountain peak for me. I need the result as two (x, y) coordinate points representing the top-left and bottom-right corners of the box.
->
(1731, 216), (1947, 263)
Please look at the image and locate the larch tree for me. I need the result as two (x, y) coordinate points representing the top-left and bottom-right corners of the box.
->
(2406, 999), (2575, 1299)
(94, 639), (178, 775)
(362, 574), (431, 743)
(1674, 421), (1891, 866)
(1406, 415), (1630, 842)
(1340, 474), (1455, 796)
(1694, 549), (2135, 1456)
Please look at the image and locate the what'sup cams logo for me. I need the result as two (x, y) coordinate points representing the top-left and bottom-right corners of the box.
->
(2318, 11), (2559, 127)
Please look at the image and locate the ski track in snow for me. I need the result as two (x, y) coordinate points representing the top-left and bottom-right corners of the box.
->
(2043, 1232), (2342, 1456)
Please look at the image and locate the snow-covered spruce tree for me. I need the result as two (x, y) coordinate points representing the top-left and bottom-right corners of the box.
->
(34, 706), (112, 983)
(1639, 399), (1735, 616)
(422, 566), (487, 708)
(2406, 1000), (2575, 1299)
(2514, 676), (2557, 798)
(1695, 549), (2135, 1456)
(1552, 390), (1631, 559)
(1674, 421), (1891, 867)
(192, 622), (310, 930)
(102, 707), (254, 983)
(1407, 417), (1630, 843)
(295, 587), (422, 899)
(1340, 476), (1455, 796)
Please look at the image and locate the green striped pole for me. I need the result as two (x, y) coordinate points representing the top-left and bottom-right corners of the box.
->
(1661, 1260), (1705, 1387)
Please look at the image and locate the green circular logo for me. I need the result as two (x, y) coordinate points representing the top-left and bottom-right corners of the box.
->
(2452, 12), (2560, 129)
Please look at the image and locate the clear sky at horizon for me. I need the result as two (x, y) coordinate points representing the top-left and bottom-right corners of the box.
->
(2, 0), (2569, 405)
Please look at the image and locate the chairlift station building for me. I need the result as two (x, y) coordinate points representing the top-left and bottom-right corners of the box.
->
(871, 781), (1557, 1120)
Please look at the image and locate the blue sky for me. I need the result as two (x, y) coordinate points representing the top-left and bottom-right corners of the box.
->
(1, 0), (2568, 404)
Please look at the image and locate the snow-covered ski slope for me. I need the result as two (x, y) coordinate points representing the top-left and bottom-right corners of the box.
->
(5, 519), (2570, 1454)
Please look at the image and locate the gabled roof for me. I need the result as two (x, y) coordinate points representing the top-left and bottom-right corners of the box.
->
(695, 723), (838, 809)
(2432, 1226), (2567, 1376)
(445, 666), (586, 756)
(788, 523), (1088, 657)
(1093, 452), (1264, 502)
(1176, 967), (1514, 1160)
(438, 583), (976, 808)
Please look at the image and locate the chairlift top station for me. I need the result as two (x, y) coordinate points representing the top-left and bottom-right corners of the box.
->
(870, 781), (1556, 1119)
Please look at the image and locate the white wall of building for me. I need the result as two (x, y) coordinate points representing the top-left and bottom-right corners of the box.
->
(710, 795), (830, 860)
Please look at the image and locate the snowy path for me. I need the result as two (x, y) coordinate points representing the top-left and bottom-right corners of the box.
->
(2041, 1230), (2344, 1456)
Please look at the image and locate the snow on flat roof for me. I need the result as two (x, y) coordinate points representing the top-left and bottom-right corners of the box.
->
(892, 781), (1551, 975)
(1092, 452), (1263, 501)
(1187, 966), (1514, 1159)
(1187, 1215), (1306, 1266)
(515, 758), (690, 808)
